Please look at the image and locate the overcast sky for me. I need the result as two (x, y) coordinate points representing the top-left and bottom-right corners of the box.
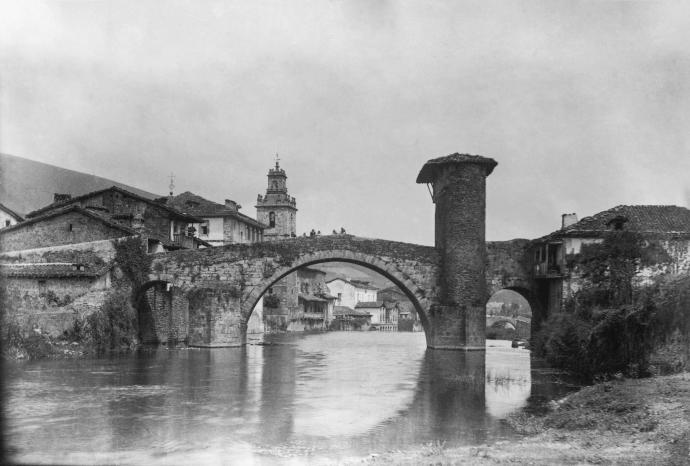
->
(1, 1), (689, 245)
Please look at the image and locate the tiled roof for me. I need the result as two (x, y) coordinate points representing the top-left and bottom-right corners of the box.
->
(538, 205), (690, 241)
(416, 153), (498, 183)
(355, 301), (384, 308)
(298, 293), (328, 303)
(0, 205), (137, 237)
(167, 191), (267, 229)
(26, 186), (201, 222)
(0, 262), (110, 278)
(333, 306), (371, 316)
(0, 202), (23, 222)
(326, 277), (379, 290)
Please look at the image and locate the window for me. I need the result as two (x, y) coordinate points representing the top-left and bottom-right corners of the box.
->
(269, 212), (275, 228)
(4, 220), (10, 227)
(68, 223), (73, 232)
(201, 224), (209, 235)
(337, 293), (342, 304)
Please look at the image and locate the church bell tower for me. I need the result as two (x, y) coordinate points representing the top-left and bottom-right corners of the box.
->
(256, 156), (297, 241)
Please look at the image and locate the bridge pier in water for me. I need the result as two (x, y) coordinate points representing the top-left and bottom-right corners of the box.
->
(417, 154), (497, 350)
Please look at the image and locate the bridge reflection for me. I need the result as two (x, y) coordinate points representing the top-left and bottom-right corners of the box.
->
(5, 336), (582, 465)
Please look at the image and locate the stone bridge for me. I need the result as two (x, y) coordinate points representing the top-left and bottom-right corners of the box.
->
(138, 154), (538, 350)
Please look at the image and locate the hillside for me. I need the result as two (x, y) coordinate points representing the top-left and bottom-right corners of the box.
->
(0, 153), (160, 216)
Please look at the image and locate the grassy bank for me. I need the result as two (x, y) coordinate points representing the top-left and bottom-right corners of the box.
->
(347, 373), (690, 465)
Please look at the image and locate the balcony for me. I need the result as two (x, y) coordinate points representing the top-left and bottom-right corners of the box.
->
(172, 233), (196, 250)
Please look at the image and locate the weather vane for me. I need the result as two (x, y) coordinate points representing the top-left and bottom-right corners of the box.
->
(168, 173), (175, 196)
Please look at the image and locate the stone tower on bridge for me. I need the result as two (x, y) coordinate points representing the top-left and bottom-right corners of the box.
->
(416, 153), (497, 350)
(256, 157), (297, 241)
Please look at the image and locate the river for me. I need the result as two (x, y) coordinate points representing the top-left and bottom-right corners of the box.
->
(3, 332), (578, 465)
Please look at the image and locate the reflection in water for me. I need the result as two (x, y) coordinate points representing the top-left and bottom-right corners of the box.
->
(3, 333), (578, 465)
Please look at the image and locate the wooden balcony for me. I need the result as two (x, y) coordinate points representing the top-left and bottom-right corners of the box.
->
(172, 233), (196, 250)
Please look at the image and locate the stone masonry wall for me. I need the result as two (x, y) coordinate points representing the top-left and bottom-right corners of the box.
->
(147, 235), (440, 347)
(485, 239), (532, 295)
(0, 211), (128, 251)
(1, 239), (123, 338)
(140, 283), (189, 343)
(430, 163), (488, 349)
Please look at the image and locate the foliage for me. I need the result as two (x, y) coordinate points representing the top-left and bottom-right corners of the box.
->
(114, 237), (150, 286)
(535, 273), (690, 381)
(576, 231), (644, 308)
(40, 289), (74, 307)
(532, 313), (592, 378)
(83, 289), (139, 351)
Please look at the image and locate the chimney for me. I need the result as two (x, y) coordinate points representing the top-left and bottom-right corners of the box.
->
(225, 199), (240, 211)
(561, 213), (578, 229)
(53, 193), (72, 203)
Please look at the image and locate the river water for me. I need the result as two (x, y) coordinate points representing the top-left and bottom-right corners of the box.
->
(3, 333), (578, 465)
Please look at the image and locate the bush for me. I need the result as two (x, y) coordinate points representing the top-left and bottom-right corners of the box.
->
(84, 290), (138, 351)
(533, 313), (592, 377)
(536, 274), (690, 381)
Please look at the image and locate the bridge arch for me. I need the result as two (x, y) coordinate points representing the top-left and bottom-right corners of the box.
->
(241, 249), (432, 334)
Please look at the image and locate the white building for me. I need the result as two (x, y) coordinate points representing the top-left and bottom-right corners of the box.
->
(168, 192), (266, 245)
(0, 202), (23, 228)
(326, 278), (378, 310)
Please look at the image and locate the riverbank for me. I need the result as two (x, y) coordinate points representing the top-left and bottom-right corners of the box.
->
(349, 372), (690, 465)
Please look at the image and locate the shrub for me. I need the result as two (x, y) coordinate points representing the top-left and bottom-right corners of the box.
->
(532, 313), (592, 378)
(84, 289), (138, 351)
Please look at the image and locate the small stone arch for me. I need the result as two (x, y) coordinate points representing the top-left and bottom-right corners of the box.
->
(241, 249), (432, 334)
(486, 286), (534, 340)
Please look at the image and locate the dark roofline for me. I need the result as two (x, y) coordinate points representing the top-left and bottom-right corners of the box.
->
(325, 277), (378, 290)
(0, 202), (24, 221)
(0, 205), (138, 237)
(26, 186), (202, 222)
(416, 153), (498, 183)
(533, 204), (690, 243)
(168, 191), (267, 229)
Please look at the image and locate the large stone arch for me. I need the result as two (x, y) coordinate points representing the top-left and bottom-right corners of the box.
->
(241, 249), (433, 334)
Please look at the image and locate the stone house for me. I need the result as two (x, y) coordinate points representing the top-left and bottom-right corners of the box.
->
(0, 241), (120, 338)
(25, 186), (207, 252)
(166, 191), (266, 245)
(263, 267), (335, 332)
(378, 286), (418, 321)
(356, 300), (398, 331)
(332, 305), (372, 331)
(0, 206), (138, 252)
(0, 202), (23, 228)
(326, 278), (378, 310)
(531, 205), (690, 316)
